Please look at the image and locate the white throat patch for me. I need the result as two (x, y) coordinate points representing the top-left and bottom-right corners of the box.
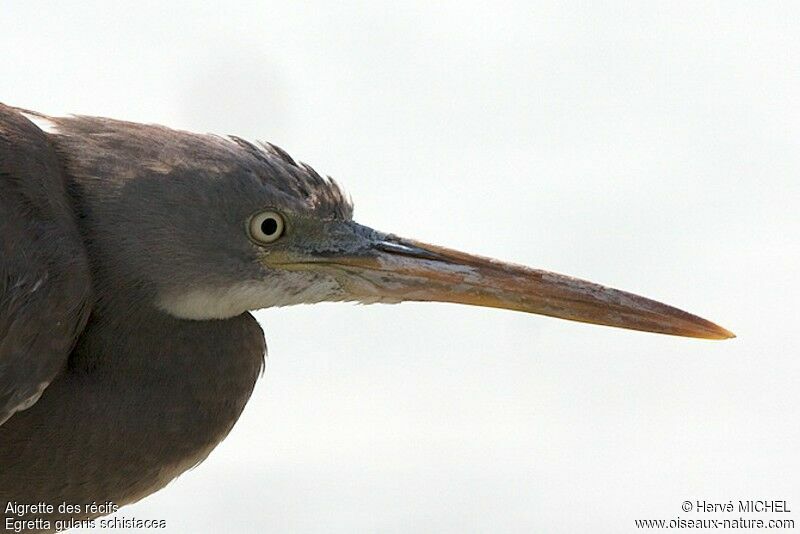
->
(156, 272), (345, 320)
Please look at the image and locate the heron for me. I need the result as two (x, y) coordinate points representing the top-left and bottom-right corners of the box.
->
(0, 103), (733, 531)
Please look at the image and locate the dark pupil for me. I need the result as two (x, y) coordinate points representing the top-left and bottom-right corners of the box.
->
(261, 217), (279, 236)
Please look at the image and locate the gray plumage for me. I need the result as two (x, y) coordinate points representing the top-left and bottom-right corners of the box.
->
(0, 103), (733, 532)
(0, 104), (349, 527)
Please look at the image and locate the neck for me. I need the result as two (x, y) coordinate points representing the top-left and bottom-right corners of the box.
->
(0, 300), (265, 522)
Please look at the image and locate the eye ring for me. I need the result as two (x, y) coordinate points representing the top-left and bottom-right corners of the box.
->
(248, 210), (286, 244)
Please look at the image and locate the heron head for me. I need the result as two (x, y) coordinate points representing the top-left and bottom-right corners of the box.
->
(155, 137), (730, 340)
(51, 115), (732, 339)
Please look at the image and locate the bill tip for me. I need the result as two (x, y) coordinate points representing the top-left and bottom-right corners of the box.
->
(708, 325), (736, 340)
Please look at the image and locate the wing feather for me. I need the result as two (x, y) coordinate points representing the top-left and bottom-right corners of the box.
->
(0, 104), (92, 425)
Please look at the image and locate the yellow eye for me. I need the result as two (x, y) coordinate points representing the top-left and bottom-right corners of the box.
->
(248, 210), (285, 244)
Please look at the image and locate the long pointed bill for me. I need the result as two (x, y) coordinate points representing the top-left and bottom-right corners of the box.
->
(314, 235), (734, 340)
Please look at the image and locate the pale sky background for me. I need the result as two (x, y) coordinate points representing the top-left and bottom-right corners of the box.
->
(2, 2), (799, 533)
